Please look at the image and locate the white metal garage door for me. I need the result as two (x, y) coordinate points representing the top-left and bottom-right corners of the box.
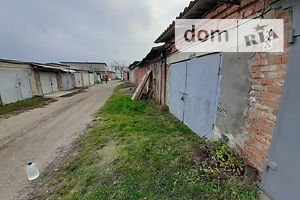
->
(74, 73), (82, 87)
(169, 53), (222, 138)
(39, 72), (58, 94)
(0, 71), (33, 104)
(61, 73), (73, 90)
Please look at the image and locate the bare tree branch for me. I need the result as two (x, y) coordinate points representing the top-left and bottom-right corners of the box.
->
(110, 60), (128, 79)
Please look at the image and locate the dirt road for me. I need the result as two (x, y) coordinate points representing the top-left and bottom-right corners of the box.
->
(0, 81), (119, 200)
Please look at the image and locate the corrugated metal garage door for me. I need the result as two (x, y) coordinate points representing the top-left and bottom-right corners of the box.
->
(61, 73), (73, 90)
(74, 73), (82, 87)
(89, 73), (94, 85)
(39, 72), (58, 94)
(169, 53), (222, 138)
(0, 71), (33, 104)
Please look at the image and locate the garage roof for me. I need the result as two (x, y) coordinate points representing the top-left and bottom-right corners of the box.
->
(30, 63), (75, 73)
(155, 0), (221, 43)
(61, 62), (107, 72)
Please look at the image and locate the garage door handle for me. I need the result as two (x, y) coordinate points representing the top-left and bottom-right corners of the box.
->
(180, 92), (188, 101)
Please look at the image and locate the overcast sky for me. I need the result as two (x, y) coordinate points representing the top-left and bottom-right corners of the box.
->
(0, 0), (191, 65)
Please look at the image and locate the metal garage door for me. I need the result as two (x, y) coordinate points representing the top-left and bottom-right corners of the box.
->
(260, 2), (300, 200)
(0, 71), (32, 104)
(16, 71), (32, 99)
(39, 72), (58, 94)
(50, 73), (58, 92)
(169, 61), (186, 121)
(89, 73), (94, 85)
(61, 73), (73, 90)
(169, 53), (222, 138)
(74, 73), (82, 87)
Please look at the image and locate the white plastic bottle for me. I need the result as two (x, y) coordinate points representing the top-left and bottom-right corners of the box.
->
(25, 162), (39, 181)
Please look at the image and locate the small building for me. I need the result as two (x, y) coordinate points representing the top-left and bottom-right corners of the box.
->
(31, 63), (61, 94)
(0, 59), (37, 105)
(45, 63), (76, 90)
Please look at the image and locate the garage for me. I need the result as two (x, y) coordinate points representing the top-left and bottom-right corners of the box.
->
(0, 71), (32, 104)
(39, 71), (58, 94)
(169, 53), (222, 138)
(61, 73), (73, 90)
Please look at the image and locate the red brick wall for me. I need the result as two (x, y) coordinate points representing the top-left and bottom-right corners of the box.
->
(134, 68), (139, 87)
(239, 10), (291, 176)
(202, 0), (292, 176)
(161, 61), (166, 104)
(123, 72), (129, 81)
(136, 66), (147, 86)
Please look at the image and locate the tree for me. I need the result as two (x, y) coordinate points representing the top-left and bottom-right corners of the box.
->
(110, 60), (128, 80)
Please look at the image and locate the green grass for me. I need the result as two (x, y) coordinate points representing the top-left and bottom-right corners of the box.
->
(74, 86), (90, 90)
(40, 84), (258, 200)
(0, 96), (53, 116)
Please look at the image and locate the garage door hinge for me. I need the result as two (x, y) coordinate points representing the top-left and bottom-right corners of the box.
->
(265, 159), (278, 171)
(288, 29), (300, 44)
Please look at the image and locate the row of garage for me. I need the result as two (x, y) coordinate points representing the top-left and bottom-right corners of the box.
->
(0, 60), (102, 105)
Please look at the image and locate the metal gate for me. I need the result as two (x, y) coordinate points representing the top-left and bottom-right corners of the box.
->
(169, 61), (186, 121)
(0, 71), (32, 104)
(169, 53), (222, 138)
(260, 2), (300, 200)
(39, 72), (58, 94)
(61, 73), (73, 90)
(74, 73), (82, 87)
(16, 71), (32, 100)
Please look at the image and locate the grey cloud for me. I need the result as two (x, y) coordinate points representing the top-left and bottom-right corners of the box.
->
(0, 0), (190, 65)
